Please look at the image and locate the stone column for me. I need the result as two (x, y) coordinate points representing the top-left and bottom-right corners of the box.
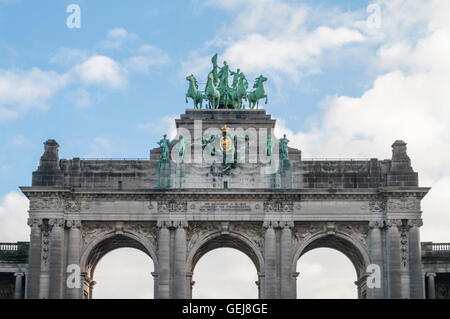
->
(386, 219), (402, 299)
(157, 222), (171, 299)
(280, 223), (294, 299)
(186, 272), (194, 299)
(426, 273), (436, 299)
(408, 219), (424, 299)
(292, 272), (299, 299)
(48, 218), (65, 299)
(151, 272), (158, 299)
(263, 222), (277, 299)
(26, 218), (42, 299)
(38, 222), (51, 299)
(174, 222), (187, 299)
(368, 221), (384, 298)
(14, 272), (24, 299)
(66, 220), (82, 299)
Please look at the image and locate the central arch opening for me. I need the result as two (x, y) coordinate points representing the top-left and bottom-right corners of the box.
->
(190, 234), (261, 299)
(193, 248), (258, 299)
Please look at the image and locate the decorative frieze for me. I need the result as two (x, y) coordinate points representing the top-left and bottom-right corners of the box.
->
(263, 201), (293, 212)
(65, 200), (82, 212)
(29, 195), (63, 210)
(158, 201), (187, 213)
(387, 198), (420, 212)
(369, 201), (386, 213)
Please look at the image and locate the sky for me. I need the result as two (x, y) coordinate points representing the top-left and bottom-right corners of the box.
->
(0, 0), (449, 298)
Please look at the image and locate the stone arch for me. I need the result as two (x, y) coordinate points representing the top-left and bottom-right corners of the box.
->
(292, 231), (370, 298)
(186, 229), (264, 298)
(187, 230), (263, 273)
(80, 229), (158, 296)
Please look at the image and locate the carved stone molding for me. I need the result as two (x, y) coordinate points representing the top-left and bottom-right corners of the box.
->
(49, 218), (65, 228)
(294, 222), (326, 240)
(369, 201), (386, 213)
(368, 220), (384, 229)
(81, 222), (114, 249)
(387, 198), (420, 212)
(158, 201), (187, 213)
(263, 201), (293, 212)
(29, 195), (63, 210)
(123, 222), (158, 245)
(66, 220), (81, 229)
(386, 219), (402, 228)
(64, 200), (82, 212)
(336, 223), (369, 246)
(186, 221), (221, 253)
(229, 222), (264, 249)
(407, 219), (423, 228)
(41, 224), (51, 264)
(400, 226), (409, 268)
(27, 218), (43, 228)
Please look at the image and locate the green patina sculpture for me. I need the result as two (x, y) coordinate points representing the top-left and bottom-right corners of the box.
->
(185, 74), (204, 109)
(279, 134), (290, 162)
(248, 75), (268, 109)
(267, 134), (272, 157)
(158, 134), (172, 162)
(205, 71), (221, 109)
(157, 134), (172, 188)
(178, 135), (186, 158)
(185, 53), (268, 110)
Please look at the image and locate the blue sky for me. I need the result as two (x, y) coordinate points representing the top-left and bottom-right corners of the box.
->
(1, 0), (450, 298)
(0, 0), (378, 197)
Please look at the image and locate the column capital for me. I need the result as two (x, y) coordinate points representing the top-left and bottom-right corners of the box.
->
(27, 218), (43, 227)
(281, 221), (295, 229)
(66, 219), (81, 229)
(426, 272), (436, 278)
(48, 218), (65, 228)
(14, 271), (25, 277)
(263, 220), (293, 229)
(407, 219), (423, 228)
(157, 220), (187, 229)
(386, 219), (402, 228)
(369, 220), (384, 229)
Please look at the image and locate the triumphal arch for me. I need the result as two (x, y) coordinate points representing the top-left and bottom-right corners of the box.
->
(20, 56), (429, 299)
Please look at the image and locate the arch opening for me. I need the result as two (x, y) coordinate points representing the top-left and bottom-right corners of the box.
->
(294, 234), (369, 299)
(296, 248), (357, 299)
(189, 234), (262, 299)
(82, 234), (155, 299)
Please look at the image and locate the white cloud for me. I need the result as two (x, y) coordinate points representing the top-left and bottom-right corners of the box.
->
(72, 55), (128, 89)
(50, 48), (90, 66)
(138, 115), (177, 140)
(272, 0), (450, 242)
(0, 68), (68, 119)
(100, 28), (138, 49)
(0, 191), (29, 242)
(184, 0), (366, 81)
(125, 45), (170, 73)
(66, 88), (93, 109)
